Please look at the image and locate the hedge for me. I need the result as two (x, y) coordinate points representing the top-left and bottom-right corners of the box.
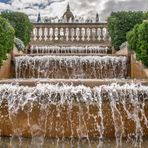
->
(1, 12), (33, 47)
(0, 16), (15, 66)
(127, 22), (148, 67)
(108, 11), (144, 50)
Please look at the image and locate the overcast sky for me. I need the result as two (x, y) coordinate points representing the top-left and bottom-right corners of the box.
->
(0, 0), (148, 20)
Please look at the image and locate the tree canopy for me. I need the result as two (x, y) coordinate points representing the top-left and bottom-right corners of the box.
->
(127, 22), (148, 67)
(143, 12), (148, 20)
(0, 16), (15, 66)
(1, 12), (33, 46)
(108, 11), (144, 50)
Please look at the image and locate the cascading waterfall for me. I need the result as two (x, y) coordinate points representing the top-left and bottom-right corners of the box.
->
(29, 45), (111, 54)
(15, 55), (128, 79)
(0, 83), (148, 147)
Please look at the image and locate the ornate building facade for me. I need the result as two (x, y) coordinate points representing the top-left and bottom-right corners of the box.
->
(63, 3), (74, 23)
(37, 3), (100, 23)
(32, 3), (110, 46)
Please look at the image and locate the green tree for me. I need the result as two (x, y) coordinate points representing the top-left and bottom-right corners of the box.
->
(1, 12), (33, 46)
(108, 11), (143, 50)
(143, 12), (148, 20)
(127, 22), (148, 67)
(0, 16), (15, 66)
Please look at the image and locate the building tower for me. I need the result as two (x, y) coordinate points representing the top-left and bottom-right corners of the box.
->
(37, 12), (41, 23)
(62, 3), (74, 23)
(96, 13), (99, 23)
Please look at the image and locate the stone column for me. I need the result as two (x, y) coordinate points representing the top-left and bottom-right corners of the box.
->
(71, 28), (74, 41)
(47, 27), (50, 41)
(52, 27), (55, 41)
(79, 27), (82, 41)
(58, 27), (61, 40)
(77, 28), (80, 41)
(63, 28), (66, 41)
(95, 28), (98, 41)
(89, 28), (93, 41)
(105, 28), (110, 41)
(84, 28), (88, 41)
(68, 28), (71, 41)
(41, 27), (45, 41)
(30, 29), (34, 41)
(100, 27), (104, 41)
(36, 27), (40, 40)
(73, 28), (77, 41)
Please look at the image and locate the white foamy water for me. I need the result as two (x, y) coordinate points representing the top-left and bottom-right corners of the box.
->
(29, 45), (111, 54)
(0, 83), (148, 147)
(15, 55), (128, 79)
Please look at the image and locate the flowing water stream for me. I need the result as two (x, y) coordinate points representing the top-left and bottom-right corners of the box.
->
(0, 83), (148, 147)
(15, 55), (128, 79)
(0, 42), (147, 148)
(29, 46), (111, 54)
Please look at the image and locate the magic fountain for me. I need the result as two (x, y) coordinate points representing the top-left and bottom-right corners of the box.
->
(15, 55), (128, 79)
(0, 26), (148, 147)
(29, 45), (111, 54)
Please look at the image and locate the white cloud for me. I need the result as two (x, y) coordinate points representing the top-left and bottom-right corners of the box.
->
(0, 0), (147, 21)
(0, 2), (12, 10)
(0, 0), (105, 18)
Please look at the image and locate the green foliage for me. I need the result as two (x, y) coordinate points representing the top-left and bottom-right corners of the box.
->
(14, 37), (25, 51)
(1, 12), (33, 46)
(127, 22), (148, 67)
(0, 16), (15, 66)
(143, 12), (148, 20)
(108, 11), (143, 50)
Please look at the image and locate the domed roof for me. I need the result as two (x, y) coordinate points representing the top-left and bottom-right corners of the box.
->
(62, 3), (74, 22)
(63, 11), (74, 19)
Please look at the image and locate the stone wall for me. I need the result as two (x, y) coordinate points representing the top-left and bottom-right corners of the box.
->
(131, 53), (148, 79)
(116, 44), (148, 79)
(0, 95), (148, 138)
(0, 53), (13, 79)
(31, 23), (110, 46)
(0, 47), (23, 79)
(116, 46), (129, 55)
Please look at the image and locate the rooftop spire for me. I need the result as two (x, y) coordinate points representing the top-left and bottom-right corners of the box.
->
(37, 12), (41, 23)
(67, 2), (70, 11)
(96, 13), (99, 22)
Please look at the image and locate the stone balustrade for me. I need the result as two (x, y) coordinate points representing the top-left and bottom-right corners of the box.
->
(30, 23), (110, 45)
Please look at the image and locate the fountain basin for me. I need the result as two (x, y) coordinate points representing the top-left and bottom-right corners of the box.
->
(0, 79), (148, 86)
(1, 102), (148, 138)
(0, 80), (148, 139)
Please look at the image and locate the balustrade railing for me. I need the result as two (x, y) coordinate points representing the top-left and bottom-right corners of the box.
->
(30, 23), (110, 45)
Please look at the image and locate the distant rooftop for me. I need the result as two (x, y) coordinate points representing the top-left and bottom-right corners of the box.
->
(36, 3), (102, 24)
